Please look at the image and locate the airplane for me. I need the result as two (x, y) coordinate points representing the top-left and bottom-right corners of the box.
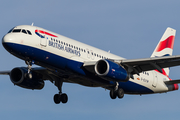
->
(1, 25), (180, 104)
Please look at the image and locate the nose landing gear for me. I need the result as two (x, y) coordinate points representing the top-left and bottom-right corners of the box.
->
(25, 60), (34, 79)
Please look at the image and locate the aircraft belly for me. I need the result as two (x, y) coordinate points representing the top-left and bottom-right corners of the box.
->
(2, 42), (166, 95)
(118, 81), (154, 94)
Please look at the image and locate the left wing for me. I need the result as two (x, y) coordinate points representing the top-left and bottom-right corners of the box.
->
(118, 55), (180, 74)
(83, 55), (180, 75)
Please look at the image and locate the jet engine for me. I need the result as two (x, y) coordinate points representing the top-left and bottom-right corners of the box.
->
(10, 67), (44, 90)
(95, 59), (129, 82)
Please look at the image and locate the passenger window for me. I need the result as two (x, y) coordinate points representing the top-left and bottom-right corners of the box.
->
(22, 29), (27, 34)
(12, 29), (21, 33)
(84, 50), (86, 52)
(27, 30), (32, 35)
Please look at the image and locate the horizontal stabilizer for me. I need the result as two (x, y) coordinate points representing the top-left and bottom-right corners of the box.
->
(164, 80), (180, 85)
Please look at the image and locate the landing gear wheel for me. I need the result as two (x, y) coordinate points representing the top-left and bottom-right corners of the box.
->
(24, 73), (32, 79)
(117, 88), (124, 99)
(54, 94), (61, 104)
(110, 89), (117, 99)
(28, 73), (32, 79)
(61, 93), (68, 103)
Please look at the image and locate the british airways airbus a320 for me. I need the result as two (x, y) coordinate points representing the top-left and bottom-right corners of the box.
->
(1, 24), (180, 104)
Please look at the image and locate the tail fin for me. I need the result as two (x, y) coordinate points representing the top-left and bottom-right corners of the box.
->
(151, 27), (176, 76)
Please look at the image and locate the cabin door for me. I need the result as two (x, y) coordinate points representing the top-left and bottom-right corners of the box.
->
(40, 35), (47, 47)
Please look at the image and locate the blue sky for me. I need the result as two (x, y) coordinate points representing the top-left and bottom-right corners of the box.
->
(0, 0), (180, 120)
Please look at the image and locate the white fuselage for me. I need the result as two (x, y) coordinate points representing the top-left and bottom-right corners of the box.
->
(2, 25), (178, 94)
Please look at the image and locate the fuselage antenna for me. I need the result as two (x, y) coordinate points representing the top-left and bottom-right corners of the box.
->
(31, 23), (34, 26)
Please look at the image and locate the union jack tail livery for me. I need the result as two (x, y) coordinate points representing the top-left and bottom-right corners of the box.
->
(151, 27), (176, 76)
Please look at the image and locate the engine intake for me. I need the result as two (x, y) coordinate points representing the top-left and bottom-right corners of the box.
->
(10, 68), (24, 84)
(10, 67), (44, 90)
(95, 59), (129, 82)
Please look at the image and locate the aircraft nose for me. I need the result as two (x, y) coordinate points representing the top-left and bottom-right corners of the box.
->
(2, 34), (14, 43)
(2, 34), (16, 51)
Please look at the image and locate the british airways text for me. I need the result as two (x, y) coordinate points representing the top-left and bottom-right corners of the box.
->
(48, 40), (81, 56)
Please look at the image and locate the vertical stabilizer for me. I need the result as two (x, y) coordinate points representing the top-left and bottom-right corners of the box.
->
(151, 27), (176, 76)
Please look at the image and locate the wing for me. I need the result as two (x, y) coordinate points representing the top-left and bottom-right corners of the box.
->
(0, 67), (54, 81)
(83, 55), (180, 75)
(0, 66), (110, 88)
(116, 55), (180, 74)
(0, 71), (11, 75)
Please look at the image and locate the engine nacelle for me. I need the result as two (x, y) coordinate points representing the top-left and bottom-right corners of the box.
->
(95, 59), (129, 82)
(10, 67), (44, 90)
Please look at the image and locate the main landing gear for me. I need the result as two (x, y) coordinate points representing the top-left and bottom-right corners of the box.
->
(110, 82), (124, 99)
(54, 93), (68, 104)
(53, 80), (68, 104)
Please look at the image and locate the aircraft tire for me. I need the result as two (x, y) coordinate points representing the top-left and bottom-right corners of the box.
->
(61, 93), (68, 103)
(54, 94), (61, 104)
(110, 89), (117, 99)
(117, 88), (124, 99)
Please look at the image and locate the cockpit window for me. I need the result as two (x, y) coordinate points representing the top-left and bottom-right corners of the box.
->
(8, 28), (32, 35)
(22, 29), (27, 34)
(12, 29), (21, 33)
(27, 30), (32, 35)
